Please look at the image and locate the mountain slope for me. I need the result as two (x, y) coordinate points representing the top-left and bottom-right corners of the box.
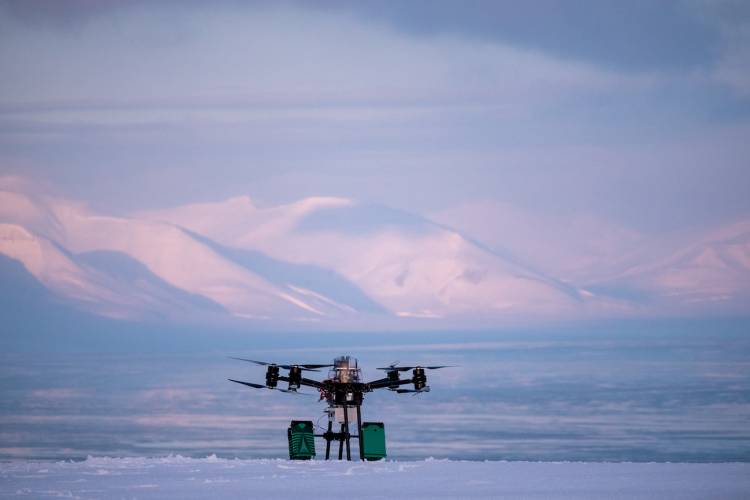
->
(0, 190), (384, 321)
(0, 222), (228, 321)
(588, 220), (750, 312)
(3, 182), (747, 326)
(142, 198), (588, 319)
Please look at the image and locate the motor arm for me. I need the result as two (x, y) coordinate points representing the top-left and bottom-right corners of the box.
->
(300, 377), (324, 389)
(365, 376), (414, 391)
(277, 375), (324, 390)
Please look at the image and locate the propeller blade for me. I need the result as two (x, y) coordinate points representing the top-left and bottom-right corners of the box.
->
(377, 365), (453, 371)
(229, 358), (326, 371)
(229, 357), (273, 366)
(228, 379), (312, 396)
(228, 378), (266, 389)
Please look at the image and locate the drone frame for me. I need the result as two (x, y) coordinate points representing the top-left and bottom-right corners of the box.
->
(229, 358), (447, 461)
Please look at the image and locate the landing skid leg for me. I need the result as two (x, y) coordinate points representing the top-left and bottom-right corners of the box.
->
(338, 423), (344, 460)
(325, 419), (332, 460)
(343, 404), (351, 461)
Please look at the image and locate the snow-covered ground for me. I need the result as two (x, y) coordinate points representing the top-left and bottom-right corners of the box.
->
(1, 456), (749, 500)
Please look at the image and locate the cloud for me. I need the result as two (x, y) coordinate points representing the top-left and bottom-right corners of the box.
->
(308, 0), (722, 72)
(0, 0), (748, 234)
(0, 2), (647, 112)
(1, 0), (724, 72)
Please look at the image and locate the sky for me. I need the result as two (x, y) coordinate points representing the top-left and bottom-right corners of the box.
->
(1, 0), (749, 234)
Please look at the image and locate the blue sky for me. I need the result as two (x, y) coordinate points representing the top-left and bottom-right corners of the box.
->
(1, 0), (749, 233)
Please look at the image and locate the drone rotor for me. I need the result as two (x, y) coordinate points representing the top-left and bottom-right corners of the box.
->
(229, 357), (332, 371)
(227, 378), (311, 395)
(376, 364), (452, 372)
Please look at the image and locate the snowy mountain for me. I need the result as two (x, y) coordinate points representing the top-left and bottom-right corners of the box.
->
(433, 200), (750, 315)
(585, 220), (750, 312)
(431, 200), (645, 282)
(0, 190), (373, 323)
(1, 182), (748, 327)
(139, 196), (587, 320)
(0, 187), (588, 325)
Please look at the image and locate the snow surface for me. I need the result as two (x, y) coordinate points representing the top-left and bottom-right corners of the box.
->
(1, 456), (748, 500)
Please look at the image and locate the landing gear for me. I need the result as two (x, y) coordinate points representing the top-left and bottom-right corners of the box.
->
(320, 404), (359, 461)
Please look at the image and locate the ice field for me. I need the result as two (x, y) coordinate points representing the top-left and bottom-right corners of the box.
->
(2, 456), (750, 499)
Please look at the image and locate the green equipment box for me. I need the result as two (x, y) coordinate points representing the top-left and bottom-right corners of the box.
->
(288, 420), (315, 460)
(361, 421), (386, 460)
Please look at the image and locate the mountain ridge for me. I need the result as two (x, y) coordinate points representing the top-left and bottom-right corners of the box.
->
(1, 184), (748, 328)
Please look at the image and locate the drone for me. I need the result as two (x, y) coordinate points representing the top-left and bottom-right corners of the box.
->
(228, 355), (450, 461)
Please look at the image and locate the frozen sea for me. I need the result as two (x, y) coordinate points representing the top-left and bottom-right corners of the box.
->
(2, 321), (748, 463)
(2, 456), (750, 499)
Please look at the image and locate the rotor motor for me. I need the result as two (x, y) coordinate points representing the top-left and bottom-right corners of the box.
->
(412, 367), (427, 391)
(265, 365), (279, 388)
(288, 366), (302, 390)
(387, 369), (400, 389)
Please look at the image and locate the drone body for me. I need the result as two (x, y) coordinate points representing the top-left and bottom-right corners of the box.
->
(229, 355), (449, 461)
